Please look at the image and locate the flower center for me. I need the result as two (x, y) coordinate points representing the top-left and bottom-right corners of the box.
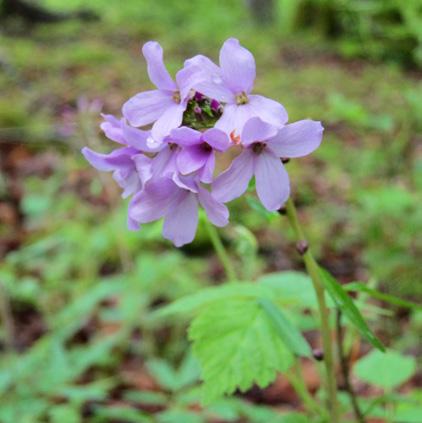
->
(235, 91), (249, 105)
(252, 142), (266, 154)
(169, 142), (178, 151)
(201, 142), (212, 153)
(230, 130), (241, 144)
(172, 91), (181, 104)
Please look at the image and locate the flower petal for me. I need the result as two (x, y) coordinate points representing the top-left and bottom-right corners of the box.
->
(81, 147), (134, 171)
(100, 114), (125, 144)
(122, 90), (174, 127)
(214, 103), (255, 136)
(219, 38), (256, 94)
(127, 215), (141, 231)
(128, 178), (178, 223)
(241, 117), (279, 146)
(248, 95), (288, 128)
(176, 145), (209, 175)
(212, 149), (255, 203)
(254, 151), (290, 211)
(202, 128), (231, 151)
(163, 191), (199, 247)
(170, 126), (201, 147)
(198, 186), (229, 227)
(172, 173), (199, 193)
(193, 81), (234, 103)
(151, 146), (178, 178)
(176, 64), (206, 102)
(142, 41), (176, 91)
(151, 103), (185, 141)
(266, 120), (324, 158)
(199, 153), (215, 184)
(184, 54), (222, 83)
(132, 154), (152, 185)
(122, 124), (160, 152)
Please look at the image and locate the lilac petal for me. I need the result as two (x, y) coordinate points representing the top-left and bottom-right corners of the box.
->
(122, 90), (174, 127)
(176, 145), (210, 176)
(198, 186), (229, 227)
(151, 103), (185, 141)
(100, 114), (125, 144)
(219, 38), (256, 94)
(193, 81), (234, 103)
(151, 146), (178, 178)
(127, 215), (141, 231)
(172, 173), (198, 193)
(170, 126), (201, 147)
(128, 178), (178, 223)
(266, 120), (324, 158)
(114, 168), (140, 199)
(254, 151), (290, 211)
(214, 103), (255, 136)
(142, 41), (176, 91)
(175, 64), (206, 102)
(122, 124), (160, 152)
(199, 153), (215, 184)
(212, 149), (255, 203)
(184, 54), (222, 83)
(81, 147), (134, 171)
(241, 117), (279, 147)
(247, 95), (288, 127)
(163, 191), (199, 247)
(202, 128), (231, 151)
(132, 154), (152, 185)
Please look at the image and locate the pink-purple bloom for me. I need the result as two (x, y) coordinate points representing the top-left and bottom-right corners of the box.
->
(82, 38), (324, 247)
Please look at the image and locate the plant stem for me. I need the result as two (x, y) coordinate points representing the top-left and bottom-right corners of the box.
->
(336, 310), (366, 423)
(0, 281), (16, 352)
(204, 220), (237, 281)
(285, 361), (327, 417)
(284, 198), (339, 423)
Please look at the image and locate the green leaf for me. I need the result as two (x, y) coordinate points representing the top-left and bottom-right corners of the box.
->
(258, 298), (311, 357)
(319, 267), (385, 351)
(189, 297), (294, 402)
(258, 271), (320, 309)
(157, 409), (204, 423)
(345, 282), (422, 311)
(154, 283), (270, 319)
(354, 350), (416, 390)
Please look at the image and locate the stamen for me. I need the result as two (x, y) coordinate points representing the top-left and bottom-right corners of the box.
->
(172, 91), (181, 104)
(235, 91), (249, 105)
(230, 130), (241, 144)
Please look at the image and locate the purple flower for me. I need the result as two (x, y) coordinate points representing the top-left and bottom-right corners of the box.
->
(192, 38), (288, 137)
(81, 115), (156, 199)
(128, 175), (229, 247)
(81, 146), (151, 199)
(212, 117), (324, 211)
(122, 41), (204, 142)
(170, 127), (231, 183)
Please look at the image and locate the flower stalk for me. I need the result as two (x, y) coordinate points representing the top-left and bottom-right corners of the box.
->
(204, 219), (237, 282)
(284, 198), (339, 423)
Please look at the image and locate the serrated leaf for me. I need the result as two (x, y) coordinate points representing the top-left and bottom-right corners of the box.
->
(189, 297), (294, 402)
(154, 283), (271, 319)
(258, 298), (311, 357)
(319, 267), (385, 351)
(354, 350), (416, 390)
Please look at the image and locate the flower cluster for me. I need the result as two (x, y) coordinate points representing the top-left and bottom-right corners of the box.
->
(82, 38), (323, 246)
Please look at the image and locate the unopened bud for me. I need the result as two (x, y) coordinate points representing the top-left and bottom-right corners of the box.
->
(193, 105), (202, 115)
(194, 92), (204, 102)
(312, 348), (324, 361)
(210, 99), (221, 112)
(277, 207), (286, 215)
(296, 240), (309, 255)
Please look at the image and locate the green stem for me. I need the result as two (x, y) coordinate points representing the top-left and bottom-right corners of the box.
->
(204, 220), (237, 281)
(285, 198), (339, 423)
(285, 361), (327, 417)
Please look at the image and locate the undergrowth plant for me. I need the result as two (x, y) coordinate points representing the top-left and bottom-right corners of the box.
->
(79, 38), (420, 423)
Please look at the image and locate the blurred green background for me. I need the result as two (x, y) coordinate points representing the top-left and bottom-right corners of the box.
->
(0, 1), (421, 422)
